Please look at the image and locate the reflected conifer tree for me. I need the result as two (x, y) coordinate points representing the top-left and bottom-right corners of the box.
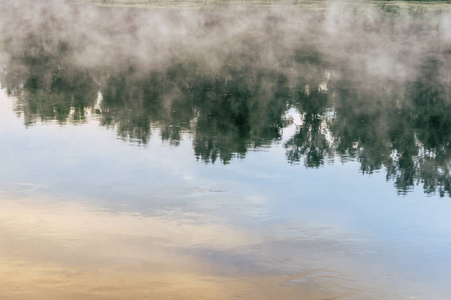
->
(100, 63), (198, 144)
(1, 34), (98, 125)
(284, 81), (333, 168)
(330, 53), (451, 196)
(398, 55), (451, 196)
(191, 66), (290, 164)
(331, 84), (400, 174)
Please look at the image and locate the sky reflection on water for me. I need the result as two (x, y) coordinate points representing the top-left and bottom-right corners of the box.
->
(1, 85), (451, 299)
(0, 1), (451, 299)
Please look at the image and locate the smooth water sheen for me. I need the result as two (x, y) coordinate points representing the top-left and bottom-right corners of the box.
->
(0, 1), (450, 299)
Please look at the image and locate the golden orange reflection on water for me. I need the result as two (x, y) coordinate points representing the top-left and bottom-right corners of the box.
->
(0, 197), (374, 300)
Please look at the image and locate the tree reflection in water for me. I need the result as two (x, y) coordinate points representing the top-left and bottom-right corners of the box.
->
(1, 39), (450, 196)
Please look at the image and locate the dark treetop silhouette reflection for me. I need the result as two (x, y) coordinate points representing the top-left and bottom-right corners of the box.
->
(0, 3), (450, 197)
(2, 48), (450, 197)
(2, 3), (451, 299)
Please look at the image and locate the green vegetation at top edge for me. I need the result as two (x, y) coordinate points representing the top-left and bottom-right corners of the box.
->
(64, 0), (451, 14)
(65, 0), (451, 5)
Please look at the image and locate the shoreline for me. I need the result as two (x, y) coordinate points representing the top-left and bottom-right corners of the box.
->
(65, 0), (451, 11)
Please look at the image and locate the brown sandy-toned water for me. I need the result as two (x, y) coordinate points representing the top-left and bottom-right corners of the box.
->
(1, 2), (451, 299)
(0, 197), (379, 300)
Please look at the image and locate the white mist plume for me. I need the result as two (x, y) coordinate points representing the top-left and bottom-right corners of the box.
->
(0, 0), (449, 93)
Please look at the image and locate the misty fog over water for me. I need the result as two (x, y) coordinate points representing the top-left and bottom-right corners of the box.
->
(0, 0), (451, 299)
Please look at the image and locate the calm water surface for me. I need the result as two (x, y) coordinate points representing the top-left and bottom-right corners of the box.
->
(0, 2), (450, 299)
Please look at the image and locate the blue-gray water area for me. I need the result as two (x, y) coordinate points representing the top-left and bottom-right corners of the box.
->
(0, 1), (450, 299)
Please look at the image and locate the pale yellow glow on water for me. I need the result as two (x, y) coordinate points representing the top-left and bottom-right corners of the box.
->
(0, 197), (376, 300)
(1, 2), (451, 299)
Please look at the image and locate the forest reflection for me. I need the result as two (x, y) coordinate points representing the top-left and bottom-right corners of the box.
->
(1, 42), (450, 197)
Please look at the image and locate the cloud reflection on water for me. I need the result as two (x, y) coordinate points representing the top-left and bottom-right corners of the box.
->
(0, 197), (386, 300)
(1, 2), (451, 299)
